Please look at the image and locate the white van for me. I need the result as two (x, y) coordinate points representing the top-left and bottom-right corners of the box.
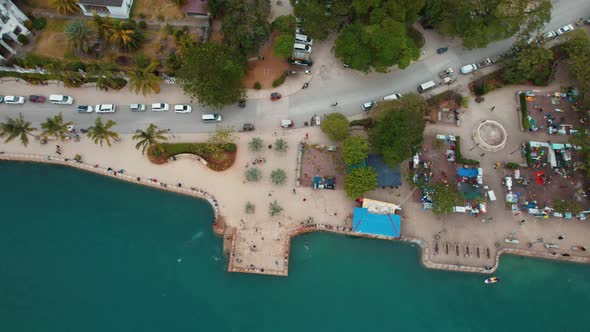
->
(417, 80), (437, 93)
(294, 43), (312, 53)
(295, 34), (313, 45)
(95, 104), (116, 113)
(383, 93), (402, 101)
(201, 113), (223, 123)
(151, 103), (169, 112)
(49, 94), (74, 105)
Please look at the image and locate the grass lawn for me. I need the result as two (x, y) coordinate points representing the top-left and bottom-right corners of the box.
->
(131, 0), (184, 20)
(31, 19), (69, 59)
(22, 0), (54, 10)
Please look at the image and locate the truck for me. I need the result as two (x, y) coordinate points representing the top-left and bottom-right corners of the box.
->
(438, 67), (454, 78)
(477, 58), (493, 68)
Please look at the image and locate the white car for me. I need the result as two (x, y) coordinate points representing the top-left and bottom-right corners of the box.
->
(151, 103), (169, 112)
(361, 101), (376, 111)
(174, 104), (192, 113)
(49, 94), (74, 105)
(129, 104), (146, 112)
(460, 64), (478, 75)
(95, 104), (116, 113)
(556, 24), (574, 35)
(542, 31), (557, 41)
(4, 95), (25, 104)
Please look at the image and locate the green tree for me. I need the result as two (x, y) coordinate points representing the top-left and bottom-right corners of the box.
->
(89, 63), (118, 91)
(334, 19), (420, 72)
(424, 0), (552, 48)
(553, 199), (581, 214)
(90, 13), (114, 40)
(177, 43), (245, 108)
(41, 113), (73, 141)
(86, 117), (119, 147)
(565, 31), (590, 108)
(245, 167), (262, 182)
(271, 168), (287, 185)
(320, 113), (349, 141)
(45, 61), (85, 87)
(109, 20), (143, 50)
(501, 44), (553, 84)
(248, 137), (264, 152)
(342, 135), (368, 165)
(569, 127), (590, 177)
(0, 113), (36, 146)
(221, 0), (271, 56)
(206, 126), (237, 158)
(274, 138), (288, 152)
(292, 0), (339, 40)
(65, 20), (97, 53)
(50, 0), (79, 15)
(127, 61), (162, 95)
(274, 34), (296, 59)
(369, 95), (426, 166)
(269, 200), (283, 216)
(272, 15), (297, 33)
(430, 182), (459, 215)
(344, 167), (377, 199)
(132, 123), (168, 154)
(245, 201), (255, 214)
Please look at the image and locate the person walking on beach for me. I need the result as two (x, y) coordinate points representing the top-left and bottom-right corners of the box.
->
(490, 106), (495, 111)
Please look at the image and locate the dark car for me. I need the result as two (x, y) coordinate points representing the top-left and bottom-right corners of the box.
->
(29, 95), (46, 103)
(270, 92), (282, 101)
(242, 123), (255, 131)
(238, 99), (246, 108)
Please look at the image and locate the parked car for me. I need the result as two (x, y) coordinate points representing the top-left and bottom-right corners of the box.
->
(241, 123), (255, 132)
(542, 31), (557, 41)
(556, 24), (574, 35)
(281, 119), (294, 128)
(151, 103), (169, 112)
(270, 92), (282, 101)
(174, 104), (192, 113)
(361, 101), (376, 111)
(0, 96), (3, 103)
(460, 64), (478, 75)
(95, 104), (116, 113)
(290, 59), (313, 66)
(129, 104), (146, 112)
(4, 96), (25, 104)
(77, 105), (94, 113)
(29, 95), (46, 103)
(490, 55), (502, 63)
(49, 94), (74, 104)
(477, 58), (493, 68)
(438, 67), (454, 78)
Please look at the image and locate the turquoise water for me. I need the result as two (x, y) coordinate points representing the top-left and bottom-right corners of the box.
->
(1, 161), (590, 332)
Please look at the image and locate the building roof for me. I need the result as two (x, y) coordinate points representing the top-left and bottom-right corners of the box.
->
(366, 154), (401, 187)
(183, 0), (208, 14)
(78, 0), (124, 6)
(352, 207), (401, 238)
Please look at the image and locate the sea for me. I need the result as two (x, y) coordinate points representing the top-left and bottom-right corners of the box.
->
(1, 161), (589, 332)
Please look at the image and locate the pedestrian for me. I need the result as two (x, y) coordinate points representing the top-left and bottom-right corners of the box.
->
(558, 235), (565, 240)
(292, 188), (296, 194)
(491, 106), (495, 111)
(520, 219), (526, 225)
(268, 144), (272, 149)
(303, 198), (307, 202)
(480, 153), (485, 157)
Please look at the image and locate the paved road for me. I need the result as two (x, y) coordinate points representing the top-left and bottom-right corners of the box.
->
(0, 0), (589, 134)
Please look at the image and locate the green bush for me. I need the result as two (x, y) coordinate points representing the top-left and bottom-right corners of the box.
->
(272, 72), (287, 87)
(33, 17), (47, 30)
(224, 143), (237, 152)
(519, 93), (530, 130)
(17, 34), (29, 45)
(164, 23), (175, 35)
(138, 20), (147, 29)
(134, 54), (151, 68)
(349, 118), (373, 128)
(407, 26), (425, 48)
(525, 142), (532, 166)
(505, 162), (521, 169)
(253, 82), (262, 90)
(138, 13), (146, 19)
(455, 136), (480, 165)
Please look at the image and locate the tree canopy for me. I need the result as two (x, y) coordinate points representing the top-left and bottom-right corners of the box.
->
(430, 182), (459, 215)
(369, 94), (427, 166)
(220, 0), (271, 56)
(177, 43), (245, 108)
(565, 31), (590, 108)
(342, 135), (369, 165)
(320, 113), (349, 141)
(424, 0), (552, 48)
(501, 44), (553, 85)
(344, 167), (377, 199)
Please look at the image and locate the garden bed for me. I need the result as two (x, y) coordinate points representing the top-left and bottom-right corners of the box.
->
(148, 142), (237, 171)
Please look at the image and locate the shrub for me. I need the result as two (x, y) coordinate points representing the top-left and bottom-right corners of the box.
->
(271, 168), (287, 185)
(349, 118), (373, 128)
(134, 54), (151, 68)
(455, 136), (480, 165)
(138, 13), (146, 19)
(505, 162), (521, 169)
(253, 82), (262, 90)
(248, 137), (263, 152)
(24, 19), (33, 31)
(519, 93), (530, 130)
(553, 200), (581, 214)
(138, 21), (147, 29)
(407, 26), (425, 48)
(17, 34), (29, 45)
(164, 24), (175, 35)
(33, 17), (47, 30)
(245, 167), (261, 182)
(274, 138), (288, 152)
(157, 14), (165, 22)
(245, 202), (255, 214)
(269, 200), (283, 216)
(223, 143), (237, 152)
(272, 72), (287, 87)
(525, 142), (532, 166)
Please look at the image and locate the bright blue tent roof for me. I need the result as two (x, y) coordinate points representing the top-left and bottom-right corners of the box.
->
(366, 154), (402, 187)
(352, 207), (401, 238)
(457, 168), (478, 178)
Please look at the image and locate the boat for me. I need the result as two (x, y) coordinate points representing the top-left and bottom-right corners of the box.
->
(484, 277), (500, 284)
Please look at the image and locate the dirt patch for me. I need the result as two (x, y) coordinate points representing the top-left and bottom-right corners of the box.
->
(131, 0), (184, 20)
(300, 144), (346, 189)
(242, 33), (289, 89)
(31, 19), (68, 59)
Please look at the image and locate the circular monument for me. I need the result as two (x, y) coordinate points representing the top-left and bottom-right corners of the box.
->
(473, 120), (508, 152)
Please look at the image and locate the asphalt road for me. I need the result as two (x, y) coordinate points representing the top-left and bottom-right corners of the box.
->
(0, 0), (589, 134)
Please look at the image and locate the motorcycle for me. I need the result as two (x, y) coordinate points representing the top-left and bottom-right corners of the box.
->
(302, 82), (309, 89)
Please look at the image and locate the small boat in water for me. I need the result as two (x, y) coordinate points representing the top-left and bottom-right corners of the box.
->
(484, 277), (500, 284)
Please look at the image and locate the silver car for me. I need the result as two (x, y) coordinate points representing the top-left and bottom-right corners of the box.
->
(4, 95), (25, 104)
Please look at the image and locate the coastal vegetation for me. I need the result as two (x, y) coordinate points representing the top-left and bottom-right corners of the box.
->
(40, 113), (73, 141)
(344, 167), (378, 199)
(246, 167), (262, 182)
(148, 142), (237, 171)
(248, 137), (264, 152)
(127, 61), (162, 95)
(0, 113), (37, 147)
(132, 123), (168, 155)
(320, 113), (350, 142)
(270, 169), (287, 185)
(86, 118), (119, 147)
(269, 200), (283, 216)
(274, 138), (288, 152)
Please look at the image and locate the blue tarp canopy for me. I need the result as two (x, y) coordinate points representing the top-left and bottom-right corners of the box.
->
(457, 168), (478, 178)
(313, 176), (335, 189)
(367, 154), (401, 187)
(352, 207), (401, 238)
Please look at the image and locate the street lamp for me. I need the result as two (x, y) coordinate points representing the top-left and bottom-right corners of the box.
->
(167, 128), (176, 139)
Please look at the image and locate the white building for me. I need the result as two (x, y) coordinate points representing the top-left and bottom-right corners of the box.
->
(78, 0), (134, 19)
(0, 0), (31, 61)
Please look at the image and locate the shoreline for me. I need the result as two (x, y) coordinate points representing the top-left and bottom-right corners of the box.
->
(2, 153), (590, 276)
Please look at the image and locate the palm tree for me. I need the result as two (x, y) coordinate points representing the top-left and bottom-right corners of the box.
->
(127, 61), (162, 95)
(90, 13), (114, 40)
(248, 137), (263, 152)
(45, 61), (85, 87)
(274, 138), (288, 152)
(87, 117), (119, 147)
(89, 63), (117, 91)
(65, 20), (97, 53)
(109, 21), (142, 50)
(0, 113), (37, 146)
(50, 0), (79, 15)
(132, 123), (168, 155)
(41, 113), (73, 141)
(271, 168), (287, 185)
